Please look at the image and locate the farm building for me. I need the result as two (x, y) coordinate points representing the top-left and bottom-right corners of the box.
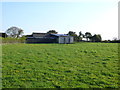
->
(0, 32), (7, 38)
(26, 33), (74, 44)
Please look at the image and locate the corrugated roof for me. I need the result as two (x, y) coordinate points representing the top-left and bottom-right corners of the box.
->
(51, 34), (69, 37)
(32, 32), (47, 34)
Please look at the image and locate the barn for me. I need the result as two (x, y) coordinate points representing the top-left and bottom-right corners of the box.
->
(26, 33), (74, 44)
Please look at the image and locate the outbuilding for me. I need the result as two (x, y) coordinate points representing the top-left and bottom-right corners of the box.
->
(50, 34), (74, 44)
(0, 32), (7, 38)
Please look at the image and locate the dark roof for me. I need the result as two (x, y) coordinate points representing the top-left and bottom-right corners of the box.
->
(25, 35), (33, 37)
(51, 34), (69, 37)
(26, 33), (72, 38)
(32, 32), (49, 37)
(32, 32), (47, 34)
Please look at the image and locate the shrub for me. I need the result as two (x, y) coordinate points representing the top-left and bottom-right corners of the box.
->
(1, 36), (26, 44)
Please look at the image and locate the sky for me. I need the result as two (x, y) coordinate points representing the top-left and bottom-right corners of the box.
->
(0, 0), (119, 40)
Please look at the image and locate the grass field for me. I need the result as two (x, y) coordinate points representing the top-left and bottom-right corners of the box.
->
(2, 43), (119, 88)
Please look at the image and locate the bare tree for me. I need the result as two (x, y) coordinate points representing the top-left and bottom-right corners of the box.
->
(6, 26), (24, 38)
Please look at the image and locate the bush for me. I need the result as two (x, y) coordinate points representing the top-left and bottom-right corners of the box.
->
(0, 37), (3, 44)
(1, 36), (26, 44)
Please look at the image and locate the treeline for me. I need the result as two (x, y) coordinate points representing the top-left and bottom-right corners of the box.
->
(67, 31), (102, 42)
(1, 26), (119, 43)
(102, 39), (120, 43)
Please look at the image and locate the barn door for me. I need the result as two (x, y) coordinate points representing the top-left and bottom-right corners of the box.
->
(59, 37), (64, 43)
(64, 37), (66, 44)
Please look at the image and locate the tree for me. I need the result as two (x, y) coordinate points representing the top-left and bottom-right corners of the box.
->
(78, 31), (84, 41)
(6, 26), (24, 38)
(85, 32), (92, 41)
(47, 30), (58, 34)
(91, 34), (102, 42)
(68, 31), (77, 36)
(79, 31), (82, 37)
(68, 31), (78, 41)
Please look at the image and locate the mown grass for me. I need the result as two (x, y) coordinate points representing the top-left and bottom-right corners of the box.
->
(2, 43), (119, 88)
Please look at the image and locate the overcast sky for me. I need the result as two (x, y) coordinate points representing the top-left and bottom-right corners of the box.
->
(0, 0), (119, 40)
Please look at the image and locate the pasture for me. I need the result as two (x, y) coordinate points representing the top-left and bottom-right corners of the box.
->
(2, 43), (119, 88)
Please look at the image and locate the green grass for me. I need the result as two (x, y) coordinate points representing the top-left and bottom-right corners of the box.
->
(2, 43), (119, 88)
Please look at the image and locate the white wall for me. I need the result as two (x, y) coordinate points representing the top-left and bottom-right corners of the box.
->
(58, 36), (74, 44)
